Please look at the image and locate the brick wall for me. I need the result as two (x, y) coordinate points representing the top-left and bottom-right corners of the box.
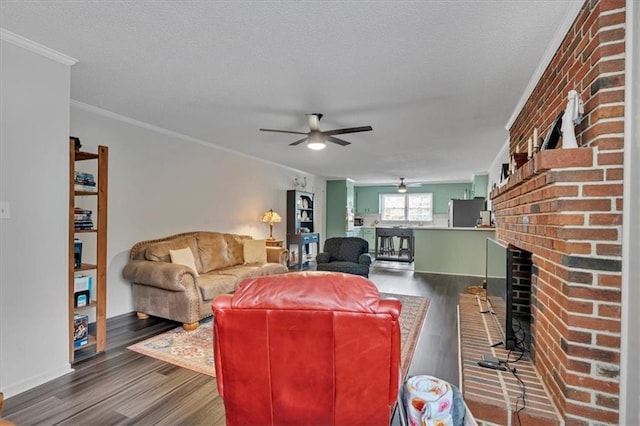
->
(490, 1), (626, 424)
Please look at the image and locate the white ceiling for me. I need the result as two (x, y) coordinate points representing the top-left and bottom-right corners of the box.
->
(1, 1), (579, 185)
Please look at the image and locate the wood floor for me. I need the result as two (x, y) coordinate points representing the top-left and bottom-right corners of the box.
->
(3, 262), (482, 425)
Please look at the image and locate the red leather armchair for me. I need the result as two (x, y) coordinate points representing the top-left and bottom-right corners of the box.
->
(213, 271), (402, 425)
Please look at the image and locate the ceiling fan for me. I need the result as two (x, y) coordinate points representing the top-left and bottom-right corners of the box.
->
(260, 113), (373, 150)
(397, 177), (423, 193)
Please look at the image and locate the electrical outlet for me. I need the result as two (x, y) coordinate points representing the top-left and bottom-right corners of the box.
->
(0, 201), (10, 219)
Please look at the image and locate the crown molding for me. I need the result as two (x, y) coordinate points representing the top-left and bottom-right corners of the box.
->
(505, 1), (585, 130)
(70, 100), (314, 176)
(0, 28), (78, 66)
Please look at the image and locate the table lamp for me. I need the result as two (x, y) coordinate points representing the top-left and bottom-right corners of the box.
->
(260, 209), (282, 240)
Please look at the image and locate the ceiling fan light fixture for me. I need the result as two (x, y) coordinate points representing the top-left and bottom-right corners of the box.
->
(307, 132), (326, 150)
(398, 178), (407, 193)
(307, 141), (326, 150)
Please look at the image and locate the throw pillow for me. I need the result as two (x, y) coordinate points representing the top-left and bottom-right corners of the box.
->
(243, 239), (267, 264)
(169, 247), (199, 276)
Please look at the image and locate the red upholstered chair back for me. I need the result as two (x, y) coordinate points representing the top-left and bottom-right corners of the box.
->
(212, 271), (402, 426)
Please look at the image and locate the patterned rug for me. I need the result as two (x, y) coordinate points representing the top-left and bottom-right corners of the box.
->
(128, 292), (430, 379)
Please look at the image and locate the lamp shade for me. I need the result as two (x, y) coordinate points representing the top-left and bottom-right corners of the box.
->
(260, 209), (282, 224)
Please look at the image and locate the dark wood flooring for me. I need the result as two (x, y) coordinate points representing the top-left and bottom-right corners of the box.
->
(3, 262), (482, 425)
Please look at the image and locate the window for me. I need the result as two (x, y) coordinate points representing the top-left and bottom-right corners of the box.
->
(380, 193), (433, 222)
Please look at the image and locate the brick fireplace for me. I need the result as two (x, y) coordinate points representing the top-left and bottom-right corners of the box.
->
(490, 1), (626, 424)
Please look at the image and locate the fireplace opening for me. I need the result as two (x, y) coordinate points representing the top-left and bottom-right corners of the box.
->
(484, 239), (534, 353)
(510, 246), (533, 355)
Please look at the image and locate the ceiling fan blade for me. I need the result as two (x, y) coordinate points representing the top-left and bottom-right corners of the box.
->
(289, 137), (308, 146)
(260, 128), (308, 135)
(323, 126), (373, 136)
(306, 113), (322, 131)
(327, 136), (351, 146)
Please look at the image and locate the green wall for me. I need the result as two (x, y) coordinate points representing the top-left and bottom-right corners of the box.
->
(326, 180), (353, 238)
(414, 228), (495, 276)
(355, 182), (474, 215)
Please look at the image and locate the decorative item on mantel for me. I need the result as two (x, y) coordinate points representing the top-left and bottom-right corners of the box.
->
(71, 136), (82, 151)
(561, 90), (584, 149)
(527, 127), (542, 159)
(260, 209), (282, 240)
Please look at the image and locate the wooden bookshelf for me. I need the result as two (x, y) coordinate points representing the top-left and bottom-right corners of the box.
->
(68, 141), (108, 363)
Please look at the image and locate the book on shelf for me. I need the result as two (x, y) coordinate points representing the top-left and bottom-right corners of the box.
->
(74, 171), (95, 184)
(74, 239), (83, 269)
(74, 184), (97, 192)
(74, 314), (89, 347)
(74, 274), (92, 296)
(74, 208), (93, 227)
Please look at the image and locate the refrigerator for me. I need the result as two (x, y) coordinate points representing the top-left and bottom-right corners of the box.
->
(448, 199), (485, 227)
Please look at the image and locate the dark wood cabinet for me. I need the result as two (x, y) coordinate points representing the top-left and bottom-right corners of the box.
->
(286, 190), (319, 268)
(287, 190), (314, 234)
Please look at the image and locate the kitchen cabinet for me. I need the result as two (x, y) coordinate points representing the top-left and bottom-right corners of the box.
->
(346, 228), (362, 238)
(360, 228), (376, 253)
(354, 187), (379, 214)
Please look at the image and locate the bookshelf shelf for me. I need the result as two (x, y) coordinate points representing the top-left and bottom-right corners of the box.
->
(74, 191), (98, 196)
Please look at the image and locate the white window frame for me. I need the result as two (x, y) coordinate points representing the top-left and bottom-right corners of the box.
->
(380, 193), (433, 223)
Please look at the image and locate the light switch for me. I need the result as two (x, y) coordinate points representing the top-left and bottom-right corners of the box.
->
(0, 201), (10, 219)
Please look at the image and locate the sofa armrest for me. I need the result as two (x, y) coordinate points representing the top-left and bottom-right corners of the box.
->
(358, 253), (373, 265)
(316, 252), (330, 264)
(122, 260), (197, 292)
(266, 246), (289, 267)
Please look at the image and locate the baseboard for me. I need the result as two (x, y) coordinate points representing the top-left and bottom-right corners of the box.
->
(2, 364), (73, 399)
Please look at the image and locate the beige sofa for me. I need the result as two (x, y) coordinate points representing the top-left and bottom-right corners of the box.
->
(122, 231), (288, 329)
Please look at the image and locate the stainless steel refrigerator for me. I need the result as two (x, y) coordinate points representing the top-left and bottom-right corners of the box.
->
(448, 199), (485, 227)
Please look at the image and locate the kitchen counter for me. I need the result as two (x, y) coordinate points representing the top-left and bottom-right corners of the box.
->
(413, 227), (496, 276)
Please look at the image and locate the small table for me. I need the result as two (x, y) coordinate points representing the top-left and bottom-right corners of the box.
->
(265, 239), (284, 247)
(287, 233), (320, 269)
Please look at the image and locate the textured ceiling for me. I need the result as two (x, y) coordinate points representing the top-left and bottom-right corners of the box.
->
(1, 1), (578, 185)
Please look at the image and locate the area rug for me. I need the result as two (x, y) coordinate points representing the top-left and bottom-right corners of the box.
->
(128, 292), (429, 379)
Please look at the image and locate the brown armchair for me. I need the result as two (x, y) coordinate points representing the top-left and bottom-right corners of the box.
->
(212, 271), (402, 425)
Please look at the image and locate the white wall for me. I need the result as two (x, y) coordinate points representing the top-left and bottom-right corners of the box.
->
(70, 104), (326, 318)
(0, 40), (74, 397)
(485, 138), (509, 211)
(1, 33), (326, 398)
